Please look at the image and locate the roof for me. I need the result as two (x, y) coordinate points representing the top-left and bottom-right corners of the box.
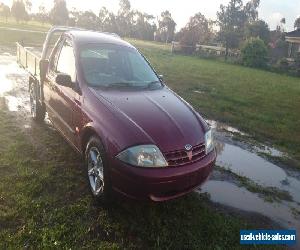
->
(285, 29), (300, 37)
(67, 30), (134, 48)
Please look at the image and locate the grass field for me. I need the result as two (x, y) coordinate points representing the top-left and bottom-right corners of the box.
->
(0, 20), (295, 248)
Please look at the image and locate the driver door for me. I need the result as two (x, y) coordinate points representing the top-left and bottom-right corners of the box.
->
(44, 38), (78, 146)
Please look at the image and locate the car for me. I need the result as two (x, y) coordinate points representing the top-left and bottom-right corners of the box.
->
(17, 26), (216, 202)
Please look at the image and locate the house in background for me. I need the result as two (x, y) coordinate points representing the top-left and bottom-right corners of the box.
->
(285, 29), (300, 59)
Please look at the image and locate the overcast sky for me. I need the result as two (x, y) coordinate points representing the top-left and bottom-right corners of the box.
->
(2, 0), (300, 31)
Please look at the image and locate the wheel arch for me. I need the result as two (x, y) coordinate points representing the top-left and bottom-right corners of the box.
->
(80, 125), (106, 155)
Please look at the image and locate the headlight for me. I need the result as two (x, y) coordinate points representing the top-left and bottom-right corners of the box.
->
(205, 129), (214, 154)
(116, 145), (168, 168)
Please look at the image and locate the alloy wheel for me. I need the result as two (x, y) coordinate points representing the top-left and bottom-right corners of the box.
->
(87, 147), (104, 196)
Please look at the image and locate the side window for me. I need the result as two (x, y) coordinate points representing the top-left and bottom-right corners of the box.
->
(49, 38), (64, 72)
(56, 40), (76, 82)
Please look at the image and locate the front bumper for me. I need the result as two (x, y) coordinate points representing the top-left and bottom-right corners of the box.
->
(110, 149), (216, 201)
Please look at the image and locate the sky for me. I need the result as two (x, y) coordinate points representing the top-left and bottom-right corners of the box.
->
(2, 0), (300, 31)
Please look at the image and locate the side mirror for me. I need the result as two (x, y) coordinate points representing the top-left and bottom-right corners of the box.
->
(158, 74), (164, 81)
(55, 73), (72, 87)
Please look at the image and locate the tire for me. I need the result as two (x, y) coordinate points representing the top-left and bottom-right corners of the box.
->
(29, 82), (45, 122)
(85, 136), (112, 203)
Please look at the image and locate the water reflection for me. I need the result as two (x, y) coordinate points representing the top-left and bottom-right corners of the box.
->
(215, 141), (300, 203)
(200, 181), (300, 234)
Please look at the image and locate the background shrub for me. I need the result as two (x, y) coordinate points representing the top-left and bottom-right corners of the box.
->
(277, 58), (290, 71)
(241, 37), (268, 68)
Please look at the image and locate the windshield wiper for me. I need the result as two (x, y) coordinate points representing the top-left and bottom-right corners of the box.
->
(106, 82), (134, 88)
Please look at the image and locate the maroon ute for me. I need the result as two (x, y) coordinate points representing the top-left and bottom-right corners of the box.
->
(17, 27), (216, 202)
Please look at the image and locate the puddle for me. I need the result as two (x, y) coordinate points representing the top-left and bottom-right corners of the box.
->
(199, 181), (300, 240)
(206, 119), (248, 136)
(216, 142), (300, 203)
(254, 145), (285, 158)
(207, 119), (287, 159)
(0, 53), (30, 112)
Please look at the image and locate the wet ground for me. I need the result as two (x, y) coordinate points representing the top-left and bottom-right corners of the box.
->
(202, 121), (300, 244)
(0, 48), (299, 246)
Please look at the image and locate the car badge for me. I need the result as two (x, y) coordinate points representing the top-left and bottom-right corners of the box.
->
(185, 144), (193, 160)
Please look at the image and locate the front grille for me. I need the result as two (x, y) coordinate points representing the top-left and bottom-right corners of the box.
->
(164, 143), (206, 167)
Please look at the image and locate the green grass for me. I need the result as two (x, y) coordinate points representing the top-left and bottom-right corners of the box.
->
(0, 17), (50, 31)
(0, 105), (280, 249)
(0, 18), (48, 46)
(0, 20), (293, 248)
(0, 20), (299, 165)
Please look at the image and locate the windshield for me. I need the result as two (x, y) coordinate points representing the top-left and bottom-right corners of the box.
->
(79, 44), (162, 89)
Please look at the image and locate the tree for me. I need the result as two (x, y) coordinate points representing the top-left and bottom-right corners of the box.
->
(50, 0), (69, 25)
(117, 0), (133, 37)
(280, 17), (286, 31)
(36, 4), (48, 25)
(176, 12), (214, 53)
(0, 3), (10, 23)
(11, 0), (28, 22)
(24, 0), (31, 13)
(241, 37), (268, 68)
(131, 11), (156, 40)
(245, 20), (270, 45)
(98, 7), (110, 31)
(76, 11), (98, 30)
(98, 7), (118, 33)
(69, 7), (79, 26)
(156, 10), (176, 43)
(217, 0), (260, 60)
(244, 0), (260, 22)
(294, 17), (300, 30)
(217, 0), (247, 59)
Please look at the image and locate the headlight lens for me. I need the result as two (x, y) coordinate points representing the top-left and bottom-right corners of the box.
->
(116, 145), (168, 168)
(205, 129), (214, 154)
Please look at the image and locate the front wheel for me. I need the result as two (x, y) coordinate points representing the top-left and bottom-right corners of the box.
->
(29, 82), (45, 122)
(85, 136), (112, 203)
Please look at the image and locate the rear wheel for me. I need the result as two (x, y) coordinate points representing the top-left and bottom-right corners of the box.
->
(29, 82), (45, 122)
(85, 136), (112, 203)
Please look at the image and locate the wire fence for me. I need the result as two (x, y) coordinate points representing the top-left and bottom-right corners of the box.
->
(171, 41), (240, 58)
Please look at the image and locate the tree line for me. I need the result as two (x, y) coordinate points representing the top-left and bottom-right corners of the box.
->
(0, 0), (300, 53)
